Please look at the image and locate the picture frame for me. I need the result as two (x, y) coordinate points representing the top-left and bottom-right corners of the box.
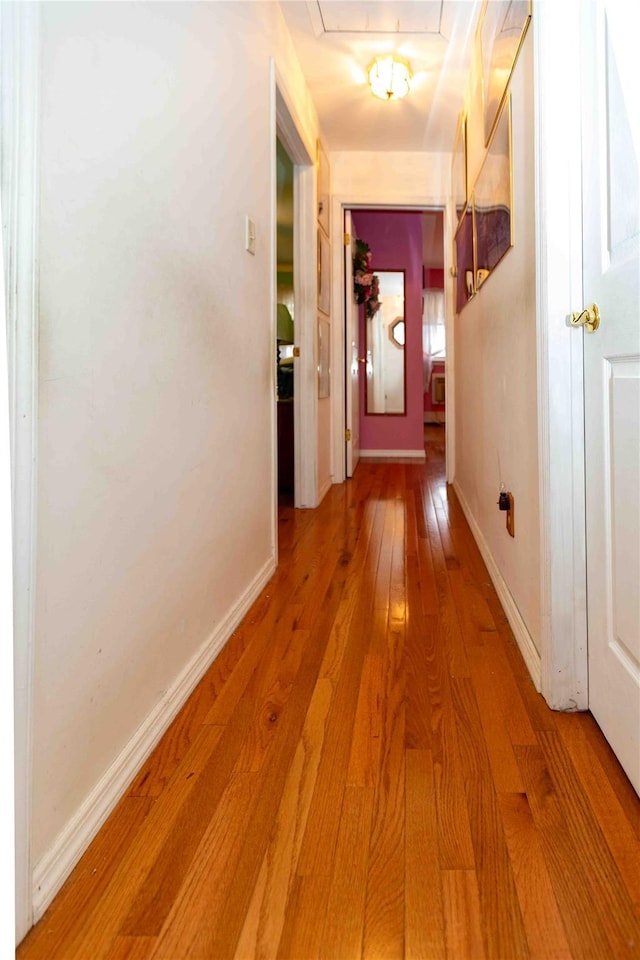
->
(474, 95), (513, 289)
(318, 316), (330, 398)
(452, 112), (467, 226)
(318, 227), (330, 315)
(479, 0), (531, 145)
(317, 140), (330, 235)
(454, 203), (475, 313)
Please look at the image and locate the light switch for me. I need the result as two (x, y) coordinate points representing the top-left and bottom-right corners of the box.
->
(245, 217), (256, 255)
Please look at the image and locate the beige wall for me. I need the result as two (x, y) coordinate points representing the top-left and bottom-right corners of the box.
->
(32, 0), (319, 891)
(331, 150), (450, 201)
(453, 26), (540, 651)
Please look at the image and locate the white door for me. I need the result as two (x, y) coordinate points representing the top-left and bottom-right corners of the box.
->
(581, 0), (640, 794)
(344, 210), (360, 477)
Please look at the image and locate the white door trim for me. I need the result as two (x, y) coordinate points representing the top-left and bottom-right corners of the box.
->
(1, 1), (40, 940)
(272, 66), (317, 511)
(534, 0), (589, 710)
(330, 196), (453, 486)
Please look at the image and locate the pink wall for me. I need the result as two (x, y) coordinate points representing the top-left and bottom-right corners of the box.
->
(352, 210), (425, 453)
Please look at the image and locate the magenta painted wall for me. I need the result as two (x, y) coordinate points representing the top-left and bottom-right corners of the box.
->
(352, 210), (425, 453)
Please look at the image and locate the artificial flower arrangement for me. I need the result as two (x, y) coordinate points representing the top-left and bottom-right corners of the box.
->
(353, 239), (381, 319)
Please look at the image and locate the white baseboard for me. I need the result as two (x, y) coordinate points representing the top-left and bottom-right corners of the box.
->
(31, 554), (277, 921)
(359, 449), (426, 460)
(317, 474), (333, 505)
(424, 413), (446, 424)
(453, 480), (541, 692)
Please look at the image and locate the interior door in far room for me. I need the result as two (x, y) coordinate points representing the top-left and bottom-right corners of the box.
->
(344, 210), (360, 477)
(582, 0), (640, 794)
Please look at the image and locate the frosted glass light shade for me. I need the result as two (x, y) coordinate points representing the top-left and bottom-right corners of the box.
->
(368, 55), (412, 101)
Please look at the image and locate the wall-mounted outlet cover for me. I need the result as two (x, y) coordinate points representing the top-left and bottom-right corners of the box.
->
(506, 493), (515, 537)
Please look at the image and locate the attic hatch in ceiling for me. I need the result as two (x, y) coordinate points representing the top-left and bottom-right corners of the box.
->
(309, 1), (446, 36)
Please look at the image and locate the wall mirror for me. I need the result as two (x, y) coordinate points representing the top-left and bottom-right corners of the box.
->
(365, 270), (406, 415)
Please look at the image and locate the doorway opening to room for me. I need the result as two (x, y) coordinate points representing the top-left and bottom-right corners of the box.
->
(275, 137), (295, 506)
(344, 207), (446, 475)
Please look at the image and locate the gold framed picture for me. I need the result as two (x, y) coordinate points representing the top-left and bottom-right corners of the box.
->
(317, 140), (330, 235)
(474, 95), (513, 289)
(318, 228), (330, 316)
(480, 0), (531, 145)
(454, 203), (475, 314)
(452, 112), (467, 226)
(318, 316), (330, 398)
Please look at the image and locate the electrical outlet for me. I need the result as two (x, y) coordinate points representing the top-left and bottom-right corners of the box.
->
(506, 493), (515, 537)
(497, 489), (515, 536)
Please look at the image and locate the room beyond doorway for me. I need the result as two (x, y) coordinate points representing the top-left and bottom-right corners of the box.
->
(346, 208), (445, 466)
(276, 137), (295, 505)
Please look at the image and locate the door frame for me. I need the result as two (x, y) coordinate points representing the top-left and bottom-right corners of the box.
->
(330, 196), (454, 485)
(2, 1), (40, 940)
(270, 61), (317, 522)
(534, 0), (589, 710)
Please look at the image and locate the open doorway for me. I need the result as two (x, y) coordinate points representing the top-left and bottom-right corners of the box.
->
(276, 137), (295, 504)
(273, 78), (318, 518)
(345, 208), (446, 466)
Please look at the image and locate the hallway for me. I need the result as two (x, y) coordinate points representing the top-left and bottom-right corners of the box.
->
(18, 431), (640, 960)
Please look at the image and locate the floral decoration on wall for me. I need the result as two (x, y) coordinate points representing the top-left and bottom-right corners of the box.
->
(353, 239), (381, 319)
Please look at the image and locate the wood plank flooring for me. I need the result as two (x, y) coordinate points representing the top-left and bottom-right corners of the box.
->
(18, 427), (640, 959)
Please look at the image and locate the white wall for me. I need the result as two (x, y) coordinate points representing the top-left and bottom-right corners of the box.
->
(30, 0), (319, 910)
(453, 28), (541, 654)
(331, 151), (450, 201)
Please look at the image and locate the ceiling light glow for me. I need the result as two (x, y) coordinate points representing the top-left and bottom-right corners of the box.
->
(368, 55), (412, 101)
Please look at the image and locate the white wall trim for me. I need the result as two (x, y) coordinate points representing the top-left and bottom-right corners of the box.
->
(330, 196), (347, 484)
(31, 555), (276, 922)
(359, 449), (426, 460)
(268, 63), (279, 563)
(454, 480), (542, 692)
(1, 2), (40, 941)
(293, 163), (317, 508)
(443, 199), (455, 484)
(273, 66), (317, 510)
(533, 0), (588, 710)
(317, 474), (332, 505)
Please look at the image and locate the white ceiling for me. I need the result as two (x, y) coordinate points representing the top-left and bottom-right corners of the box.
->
(279, 0), (481, 153)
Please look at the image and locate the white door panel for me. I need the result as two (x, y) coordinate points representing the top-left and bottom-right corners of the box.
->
(582, 0), (640, 793)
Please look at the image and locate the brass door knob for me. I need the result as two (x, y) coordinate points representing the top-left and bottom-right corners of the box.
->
(570, 303), (600, 333)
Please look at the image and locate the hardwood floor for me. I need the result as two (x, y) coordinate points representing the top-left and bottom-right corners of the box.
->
(18, 427), (640, 959)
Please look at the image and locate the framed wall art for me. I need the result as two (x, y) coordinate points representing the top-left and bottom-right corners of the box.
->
(474, 95), (513, 289)
(318, 316), (330, 398)
(479, 0), (531, 145)
(452, 112), (468, 226)
(318, 227), (330, 315)
(317, 140), (330, 236)
(454, 203), (475, 313)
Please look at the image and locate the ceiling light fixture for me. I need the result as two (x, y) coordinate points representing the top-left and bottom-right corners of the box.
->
(368, 55), (412, 101)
